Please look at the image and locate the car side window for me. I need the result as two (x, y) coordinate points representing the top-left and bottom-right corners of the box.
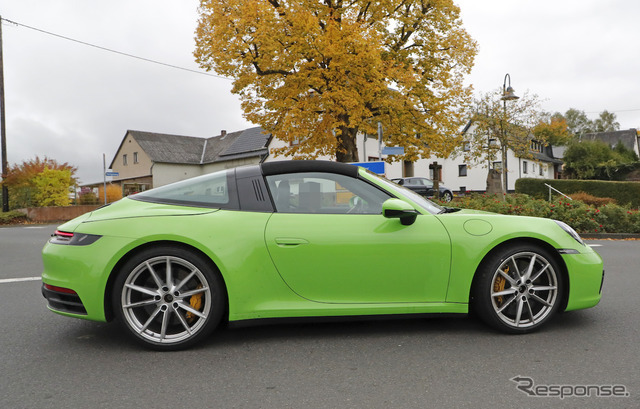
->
(423, 179), (433, 188)
(266, 172), (391, 214)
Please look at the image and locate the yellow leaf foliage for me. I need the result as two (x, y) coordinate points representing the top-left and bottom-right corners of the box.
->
(32, 167), (73, 207)
(533, 116), (572, 146)
(97, 184), (123, 204)
(194, 0), (477, 162)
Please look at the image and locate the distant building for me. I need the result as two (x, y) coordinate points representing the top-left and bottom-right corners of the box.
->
(582, 129), (640, 156)
(103, 121), (564, 197)
(109, 127), (271, 195)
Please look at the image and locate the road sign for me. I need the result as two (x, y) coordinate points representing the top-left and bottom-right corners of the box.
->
(381, 146), (404, 155)
(105, 172), (119, 177)
(349, 161), (385, 174)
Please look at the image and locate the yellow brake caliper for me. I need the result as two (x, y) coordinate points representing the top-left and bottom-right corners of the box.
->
(494, 266), (508, 306)
(185, 284), (203, 324)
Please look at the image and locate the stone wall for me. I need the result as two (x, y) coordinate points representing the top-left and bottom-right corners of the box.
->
(17, 205), (101, 223)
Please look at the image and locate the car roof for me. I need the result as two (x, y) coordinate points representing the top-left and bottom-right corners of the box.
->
(261, 160), (359, 177)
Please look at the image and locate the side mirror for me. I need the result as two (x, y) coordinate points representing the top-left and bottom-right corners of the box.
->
(382, 198), (419, 226)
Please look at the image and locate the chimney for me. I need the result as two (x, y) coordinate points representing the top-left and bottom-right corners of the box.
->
(221, 130), (227, 137)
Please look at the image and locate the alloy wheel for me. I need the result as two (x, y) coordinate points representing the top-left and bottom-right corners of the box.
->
(120, 255), (213, 345)
(490, 251), (559, 329)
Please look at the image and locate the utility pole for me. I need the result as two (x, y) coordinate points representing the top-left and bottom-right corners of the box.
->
(0, 16), (9, 212)
(103, 154), (107, 204)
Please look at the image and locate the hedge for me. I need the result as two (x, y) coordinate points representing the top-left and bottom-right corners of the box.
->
(443, 193), (640, 234)
(515, 178), (640, 209)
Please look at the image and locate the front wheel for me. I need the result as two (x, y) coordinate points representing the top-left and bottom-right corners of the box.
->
(112, 246), (225, 350)
(472, 244), (564, 333)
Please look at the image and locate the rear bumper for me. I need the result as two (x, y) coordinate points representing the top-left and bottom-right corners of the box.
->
(41, 283), (87, 315)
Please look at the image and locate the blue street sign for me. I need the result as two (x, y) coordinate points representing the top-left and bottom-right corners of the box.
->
(105, 172), (119, 177)
(381, 146), (405, 155)
(349, 161), (385, 174)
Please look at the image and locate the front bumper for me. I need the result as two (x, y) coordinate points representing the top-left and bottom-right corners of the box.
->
(563, 249), (604, 311)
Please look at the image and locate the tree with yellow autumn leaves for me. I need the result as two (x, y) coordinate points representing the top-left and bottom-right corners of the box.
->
(194, 0), (477, 162)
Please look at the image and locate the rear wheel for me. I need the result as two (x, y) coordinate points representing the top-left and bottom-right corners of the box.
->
(472, 243), (563, 333)
(441, 191), (453, 202)
(113, 246), (225, 350)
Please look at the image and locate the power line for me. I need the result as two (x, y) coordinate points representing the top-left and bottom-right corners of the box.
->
(584, 109), (640, 114)
(0, 17), (230, 80)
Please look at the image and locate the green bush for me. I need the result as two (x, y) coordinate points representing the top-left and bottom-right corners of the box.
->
(0, 210), (29, 225)
(516, 178), (640, 209)
(446, 193), (640, 234)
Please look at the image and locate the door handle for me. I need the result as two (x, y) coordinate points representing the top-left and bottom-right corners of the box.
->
(274, 237), (309, 247)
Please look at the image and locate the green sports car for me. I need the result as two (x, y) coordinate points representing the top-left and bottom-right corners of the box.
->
(42, 161), (604, 350)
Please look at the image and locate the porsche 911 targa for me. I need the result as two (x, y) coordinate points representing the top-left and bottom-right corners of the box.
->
(42, 161), (604, 350)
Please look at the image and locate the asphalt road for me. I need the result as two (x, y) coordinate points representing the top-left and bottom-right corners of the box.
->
(1, 225), (638, 409)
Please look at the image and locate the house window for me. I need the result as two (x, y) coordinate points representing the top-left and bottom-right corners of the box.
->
(290, 136), (300, 146)
(458, 164), (467, 177)
(133, 152), (139, 164)
(493, 161), (502, 171)
(532, 163), (536, 174)
(123, 154), (128, 166)
(523, 161), (528, 174)
(531, 141), (543, 153)
(539, 165), (544, 176)
(463, 142), (471, 152)
(488, 139), (498, 147)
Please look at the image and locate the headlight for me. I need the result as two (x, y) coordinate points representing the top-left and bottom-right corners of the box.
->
(554, 220), (585, 246)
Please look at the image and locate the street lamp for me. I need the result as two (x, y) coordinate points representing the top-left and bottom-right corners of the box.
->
(499, 73), (519, 194)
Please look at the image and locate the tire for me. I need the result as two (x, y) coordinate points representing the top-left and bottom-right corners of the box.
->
(112, 246), (225, 350)
(441, 191), (453, 202)
(471, 243), (564, 334)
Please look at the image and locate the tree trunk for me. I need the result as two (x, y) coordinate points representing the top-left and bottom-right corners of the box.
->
(335, 126), (359, 162)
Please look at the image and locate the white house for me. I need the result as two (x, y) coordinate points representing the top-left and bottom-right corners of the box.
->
(268, 121), (562, 193)
(106, 123), (562, 195)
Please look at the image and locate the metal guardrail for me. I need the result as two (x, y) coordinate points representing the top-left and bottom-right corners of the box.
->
(544, 183), (573, 201)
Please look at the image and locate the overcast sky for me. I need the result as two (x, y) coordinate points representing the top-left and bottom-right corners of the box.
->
(2, 0), (639, 183)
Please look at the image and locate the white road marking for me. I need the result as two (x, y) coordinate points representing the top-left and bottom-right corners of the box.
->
(588, 244), (602, 247)
(24, 226), (48, 229)
(0, 277), (41, 284)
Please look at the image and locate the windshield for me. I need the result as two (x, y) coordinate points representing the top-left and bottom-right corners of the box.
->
(362, 170), (444, 214)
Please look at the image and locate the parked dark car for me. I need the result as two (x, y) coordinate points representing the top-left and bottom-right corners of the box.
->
(391, 177), (453, 202)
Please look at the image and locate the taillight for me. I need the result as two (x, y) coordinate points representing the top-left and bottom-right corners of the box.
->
(52, 230), (74, 243)
(50, 230), (101, 246)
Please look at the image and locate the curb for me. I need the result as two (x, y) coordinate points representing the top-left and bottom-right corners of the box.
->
(580, 233), (640, 240)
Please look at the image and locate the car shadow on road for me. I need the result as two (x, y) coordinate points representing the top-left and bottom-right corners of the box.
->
(56, 309), (600, 352)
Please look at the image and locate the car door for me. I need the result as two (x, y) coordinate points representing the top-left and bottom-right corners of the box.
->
(264, 172), (451, 304)
(405, 178), (427, 196)
(421, 178), (436, 197)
